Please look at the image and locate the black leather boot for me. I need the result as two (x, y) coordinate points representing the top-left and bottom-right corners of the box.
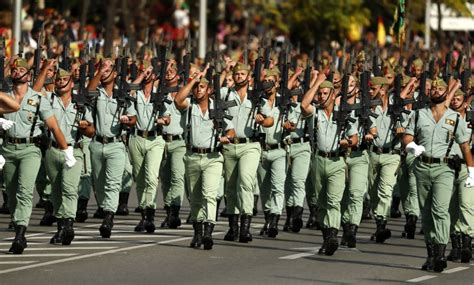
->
(115, 192), (129, 216)
(203, 222), (215, 250)
(460, 234), (472, 263)
(239, 215), (252, 243)
(35, 196), (45, 208)
(253, 195), (259, 216)
(390, 196), (402, 218)
(144, 207), (156, 233)
(283, 207), (293, 232)
(93, 207), (105, 219)
(40, 200), (56, 226)
(291, 206), (304, 233)
(340, 223), (350, 246)
(432, 244), (448, 272)
(161, 206), (170, 228)
(0, 192), (9, 214)
(422, 243), (433, 271)
(306, 204), (317, 229)
(324, 228), (339, 256)
(99, 211), (114, 238)
(318, 228), (328, 255)
(347, 224), (358, 248)
(373, 217), (391, 243)
(134, 208), (146, 232)
(75, 198), (89, 223)
(260, 211), (270, 236)
(9, 225), (27, 254)
(50, 219), (64, 244)
(62, 218), (75, 245)
(404, 215), (417, 239)
(267, 214), (280, 238)
(168, 205), (181, 229)
(447, 233), (461, 262)
(190, 222), (203, 248)
(224, 215), (239, 241)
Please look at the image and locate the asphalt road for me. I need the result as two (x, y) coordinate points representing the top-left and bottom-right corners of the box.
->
(0, 193), (473, 285)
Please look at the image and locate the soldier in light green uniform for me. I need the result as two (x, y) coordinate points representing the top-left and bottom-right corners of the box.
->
(160, 58), (186, 229)
(116, 149), (133, 215)
(447, 89), (474, 263)
(128, 61), (170, 233)
(220, 62), (271, 243)
(257, 70), (285, 238)
(404, 78), (474, 272)
(175, 72), (235, 250)
(87, 58), (137, 238)
(301, 80), (359, 256)
(76, 136), (92, 222)
(45, 68), (95, 245)
(2, 58), (74, 254)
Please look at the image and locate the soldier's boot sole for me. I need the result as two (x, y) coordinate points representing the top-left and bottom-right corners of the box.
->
(9, 239), (27, 254)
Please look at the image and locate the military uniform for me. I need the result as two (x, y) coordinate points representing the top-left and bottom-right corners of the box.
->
(76, 136), (92, 222)
(89, 86), (136, 238)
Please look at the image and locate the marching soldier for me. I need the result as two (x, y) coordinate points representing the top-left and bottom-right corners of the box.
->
(3, 58), (75, 254)
(87, 58), (137, 238)
(45, 68), (95, 245)
(403, 78), (474, 272)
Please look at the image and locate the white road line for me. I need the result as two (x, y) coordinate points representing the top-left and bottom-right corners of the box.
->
(11, 235), (179, 240)
(442, 267), (470, 274)
(0, 247), (117, 251)
(406, 275), (437, 283)
(0, 242), (40, 246)
(0, 261), (38, 265)
(279, 252), (316, 260)
(68, 241), (138, 244)
(0, 253), (78, 257)
(74, 230), (194, 234)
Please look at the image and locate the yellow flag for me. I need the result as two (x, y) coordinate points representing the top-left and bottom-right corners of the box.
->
(377, 17), (386, 47)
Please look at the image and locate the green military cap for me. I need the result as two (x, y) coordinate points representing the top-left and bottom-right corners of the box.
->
(12, 58), (29, 69)
(233, 62), (251, 73)
(432, 78), (447, 88)
(264, 68), (279, 78)
(356, 51), (366, 62)
(56, 68), (71, 78)
(319, 80), (334, 90)
(413, 58), (423, 68)
(454, 89), (465, 97)
(371, 76), (387, 86)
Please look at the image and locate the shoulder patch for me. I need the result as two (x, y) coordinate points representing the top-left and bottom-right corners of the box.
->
(445, 119), (455, 126)
(27, 98), (38, 107)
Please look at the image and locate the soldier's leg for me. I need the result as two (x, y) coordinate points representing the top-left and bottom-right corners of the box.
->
(257, 151), (271, 235)
(267, 149), (287, 238)
(305, 155), (319, 229)
(400, 155), (419, 238)
(166, 141), (186, 228)
(453, 166), (474, 262)
(44, 148), (62, 220)
(448, 179), (462, 262)
(128, 136), (146, 209)
(37, 160), (55, 225)
(76, 139), (92, 222)
(3, 147), (20, 223)
(116, 150), (133, 215)
(185, 153), (203, 248)
(222, 145), (240, 241)
(89, 142), (106, 210)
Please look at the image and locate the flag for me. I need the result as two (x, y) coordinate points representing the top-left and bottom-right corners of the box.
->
(377, 16), (386, 47)
(390, 0), (406, 47)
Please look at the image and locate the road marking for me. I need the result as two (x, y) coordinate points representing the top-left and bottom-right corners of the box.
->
(0, 242), (40, 246)
(406, 275), (437, 283)
(279, 252), (316, 260)
(0, 253), (78, 257)
(0, 247), (117, 251)
(10, 235), (179, 240)
(74, 230), (193, 234)
(442, 267), (469, 274)
(0, 261), (38, 265)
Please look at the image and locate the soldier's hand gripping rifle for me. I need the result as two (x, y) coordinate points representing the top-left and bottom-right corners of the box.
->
(279, 46), (297, 130)
(0, 37), (11, 92)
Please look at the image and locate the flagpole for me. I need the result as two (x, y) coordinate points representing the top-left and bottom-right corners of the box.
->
(425, 0), (431, 49)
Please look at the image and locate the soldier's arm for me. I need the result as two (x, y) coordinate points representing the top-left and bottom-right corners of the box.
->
(459, 142), (474, 167)
(176, 72), (205, 111)
(402, 134), (414, 147)
(32, 59), (55, 92)
(79, 121), (95, 138)
(0, 92), (20, 114)
(301, 73), (325, 116)
(45, 116), (69, 150)
(444, 79), (462, 108)
(88, 61), (103, 91)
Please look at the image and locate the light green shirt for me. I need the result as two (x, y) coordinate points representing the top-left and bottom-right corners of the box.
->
(314, 108), (358, 152)
(287, 101), (312, 139)
(4, 87), (54, 138)
(259, 98), (283, 145)
(133, 90), (170, 132)
(94, 87), (137, 137)
(373, 104), (410, 149)
(162, 93), (186, 136)
(406, 107), (469, 158)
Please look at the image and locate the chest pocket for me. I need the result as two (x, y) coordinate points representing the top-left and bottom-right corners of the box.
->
(19, 101), (39, 125)
(441, 122), (456, 143)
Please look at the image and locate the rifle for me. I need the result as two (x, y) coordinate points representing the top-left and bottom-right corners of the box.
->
(461, 41), (471, 95)
(18, 40), (24, 58)
(372, 45), (383, 77)
(179, 34), (192, 86)
(33, 27), (45, 81)
(0, 37), (10, 92)
(60, 36), (71, 71)
(405, 54), (416, 77)
(357, 56), (381, 138)
(150, 41), (172, 118)
(327, 48), (337, 82)
(113, 55), (139, 123)
(279, 44), (297, 123)
(413, 58), (430, 110)
(443, 46), (453, 82)
(388, 56), (413, 123)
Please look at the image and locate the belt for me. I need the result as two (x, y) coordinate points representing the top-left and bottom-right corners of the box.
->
(420, 155), (447, 164)
(351, 144), (368, 152)
(263, 143), (285, 151)
(372, 147), (401, 155)
(284, 136), (310, 145)
(317, 150), (344, 158)
(135, 129), (161, 138)
(6, 137), (39, 144)
(51, 141), (83, 149)
(95, 135), (122, 144)
(191, 147), (216, 154)
(230, 137), (260, 144)
(162, 134), (182, 142)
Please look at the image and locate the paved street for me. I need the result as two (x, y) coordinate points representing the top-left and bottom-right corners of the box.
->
(0, 194), (473, 285)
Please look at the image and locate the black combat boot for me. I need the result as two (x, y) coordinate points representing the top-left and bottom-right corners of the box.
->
(35, 196), (45, 208)
(404, 215), (417, 239)
(144, 207), (156, 233)
(62, 218), (75, 245)
(306, 204), (317, 229)
(373, 217), (391, 243)
(40, 200), (56, 226)
(267, 214), (280, 238)
(168, 205), (181, 229)
(99, 211), (114, 238)
(260, 211), (270, 236)
(50, 219), (64, 244)
(75, 198), (89, 223)
(390, 196), (402, 218)
(318, 228), (328, 255)
(340, 223), (350, 246)
(283, 207), (293, 232)
(202, 222), (215, 250)
(422, 243), (433, 271)
(224, 215), (239, 241)
(0, 192), (9, 214)
(347, 224), (358, 248)
(134, 208), (146, 232)
(9, 225), (27, 254)
(253, 195), (259, 216)
(160, 206), (170, 228)
(190, 222), (203, 248)
(324, 228), (339, 256)
(239, 215), (253, 243)
(460, 234), (472, 263)
(432, 244), (448, 272)
(291, 206), (304, 233)
(447, 233), (461, 262)
(93, 207), (105, 219)
(115, 192), (130, 216)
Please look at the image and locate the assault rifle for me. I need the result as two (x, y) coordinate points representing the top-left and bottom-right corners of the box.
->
(388, 56), (413, 123)
(151, 41), (172, 117)
(0, 37), (11, 92)
(357, 56), (381, 136)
